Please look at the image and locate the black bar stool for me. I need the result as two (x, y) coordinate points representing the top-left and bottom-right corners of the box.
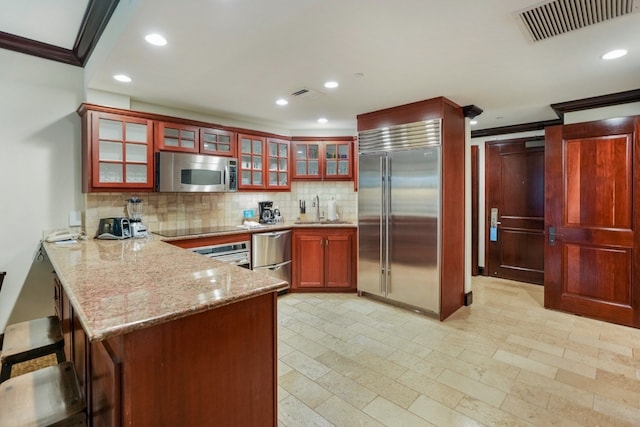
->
(1, 315), (65, 382)
(0, 361), (86, 427)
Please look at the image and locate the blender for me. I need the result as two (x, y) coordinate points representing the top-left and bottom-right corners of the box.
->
(126, 197), (148, 238)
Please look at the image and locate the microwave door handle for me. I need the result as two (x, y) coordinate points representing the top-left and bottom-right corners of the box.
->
(223, 166), (227, 185)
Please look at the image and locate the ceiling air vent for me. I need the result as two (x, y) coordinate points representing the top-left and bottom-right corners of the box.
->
(290, 87), (322, 100)
(517, 0), (638, 42)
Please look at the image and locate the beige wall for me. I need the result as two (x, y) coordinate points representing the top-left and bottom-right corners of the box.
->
(0, 49), (85, 331)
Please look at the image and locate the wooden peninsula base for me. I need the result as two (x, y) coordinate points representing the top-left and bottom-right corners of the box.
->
(61, 288), (277, 426)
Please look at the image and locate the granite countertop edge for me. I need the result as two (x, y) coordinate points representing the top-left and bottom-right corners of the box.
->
(44, 239), (287, 342)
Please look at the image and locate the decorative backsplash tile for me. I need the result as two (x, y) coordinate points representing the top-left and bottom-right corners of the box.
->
(84, 182), (357, 236)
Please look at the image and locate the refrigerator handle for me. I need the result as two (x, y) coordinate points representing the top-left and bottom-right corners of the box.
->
(379, 156), (384, 294)
(384, 155), (391, 294)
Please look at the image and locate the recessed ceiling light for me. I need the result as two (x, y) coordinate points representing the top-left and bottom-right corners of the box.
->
(276, 98), (288, 106)
(602, 49), (627, 60)
(324, 81), (339, 89)
(145, 33), (167, 46)
(113, 74), (132, 83)
(470, 120), (478, 125)
(317, 118), (328, 124)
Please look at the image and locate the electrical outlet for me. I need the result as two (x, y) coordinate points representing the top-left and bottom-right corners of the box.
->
(68, 210), (82, 227)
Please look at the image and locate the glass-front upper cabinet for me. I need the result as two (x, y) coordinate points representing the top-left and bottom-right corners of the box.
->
(156, 122), (199, 152)
(200, 127), (236, 157)
(292, 139), (353, 180)
(87, 111), (154, 191)
(324, 141), (352, 179)
(238, 134), (265, 189)
(267, 138), (290, 190)
(292, 142), (321, 179)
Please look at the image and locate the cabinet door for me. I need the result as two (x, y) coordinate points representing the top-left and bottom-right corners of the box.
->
(266, 138), (290, 190)
(156, 122), (199, 152)
(238, 134), (265, 189)
(325, 231), (354, 288)
(293, 233), (324, 288)
(324, 141), (353, 180)
(292, 142), (322, 179)
(91, 112), (154, 189)
(201, 127), (236, 157)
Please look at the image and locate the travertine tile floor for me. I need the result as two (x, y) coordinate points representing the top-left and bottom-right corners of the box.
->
(277, 276), (640, 426)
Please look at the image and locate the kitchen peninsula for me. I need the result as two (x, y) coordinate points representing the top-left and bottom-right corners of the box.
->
(44, 237), (287, 426)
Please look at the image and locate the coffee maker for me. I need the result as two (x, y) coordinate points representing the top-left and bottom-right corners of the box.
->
(258, 201), (275, 224)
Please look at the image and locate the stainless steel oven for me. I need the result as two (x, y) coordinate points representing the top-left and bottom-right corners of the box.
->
(190, 240), (250, 268)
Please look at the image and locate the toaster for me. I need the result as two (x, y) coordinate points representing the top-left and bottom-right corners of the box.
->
(97, 217), (131, 240)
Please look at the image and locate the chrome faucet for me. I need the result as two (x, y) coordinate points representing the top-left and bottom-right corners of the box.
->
(314, 194), (320, 222)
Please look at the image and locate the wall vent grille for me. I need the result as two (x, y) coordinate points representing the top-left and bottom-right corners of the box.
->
(518, 0), (637, 42)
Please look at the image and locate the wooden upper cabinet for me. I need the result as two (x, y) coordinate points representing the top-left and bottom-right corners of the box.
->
(238, 134), (291, 190)
(292, 138), (354, 180)
(266, 138), (290, 190)
(200, 127), (236, 157)
(156, 121), (199, 152)
(81, 108), (154, 192)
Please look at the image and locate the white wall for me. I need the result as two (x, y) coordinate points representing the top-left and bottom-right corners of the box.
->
(0, 49), (84, 332)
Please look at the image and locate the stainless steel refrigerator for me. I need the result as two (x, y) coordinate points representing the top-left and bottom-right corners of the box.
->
(358, 119), (441, 315)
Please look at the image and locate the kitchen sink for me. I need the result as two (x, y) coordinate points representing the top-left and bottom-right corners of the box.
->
(293, 220), (352, 225)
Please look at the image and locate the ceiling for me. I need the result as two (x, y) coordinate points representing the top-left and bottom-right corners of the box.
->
(2, 0), (640, 134)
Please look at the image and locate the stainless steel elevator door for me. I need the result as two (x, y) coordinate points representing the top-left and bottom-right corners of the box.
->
(387, 148), (440, 314)
(358, 152), (384, 296)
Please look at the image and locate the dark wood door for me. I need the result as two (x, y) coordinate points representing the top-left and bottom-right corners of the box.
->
(325, 230), (354, 288)
(485, 139), (545, 284)
(545, 117), (639, 327)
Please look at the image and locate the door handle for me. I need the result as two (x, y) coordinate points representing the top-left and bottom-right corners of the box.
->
(548, 226), (560, 246)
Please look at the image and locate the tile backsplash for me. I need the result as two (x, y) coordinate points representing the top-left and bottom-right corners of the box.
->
(84, 181), (357, 236)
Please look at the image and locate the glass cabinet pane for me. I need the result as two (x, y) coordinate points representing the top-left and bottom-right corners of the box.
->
(309, 144), (319, 159)
(182, 139), (195, 149)
(338, 160), (349, 175)
(99, 119), (122, 140)
(241, 138), (252, 153)
(279, 159), (288, 171)
(296, 161), (307, 175)
(253, 157), (262, 170)
(99, 163), (123, 183)
(99, 141), (123, 161)
(126, 143), (147, 162)
(253, 171), (262, 185)
(164, 138), (180, 147)
(270, 158), (278, 171)
(180, 130), (195, 139)
(269, 142), (277, 156)
(219, 144), (230, 152)
(326, 161), (337, 175)
(241, 170), (251, 185)
(219, 134), (230, 144)
(203, 133), (217, 143)
(296, 146), (306, 159)
(126, 164), (147, 183)
(126, 123), (147, 142)
(279, 144), (288, 157)
(269, 172), (277, 185)
(164, 128), (180, 138)
(253, 140), (262, 155)
(308, 160), (319, 175)
(326, 145), (337, 159)
(242, 155), (252, 169)
(338, 144), (349, 158)
(279, 172), (288, 186)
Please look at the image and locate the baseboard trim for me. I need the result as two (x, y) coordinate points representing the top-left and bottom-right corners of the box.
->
(464, 291), (473, 306)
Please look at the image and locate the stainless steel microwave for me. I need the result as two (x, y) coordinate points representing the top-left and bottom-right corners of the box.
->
(156, 152), (238, 192)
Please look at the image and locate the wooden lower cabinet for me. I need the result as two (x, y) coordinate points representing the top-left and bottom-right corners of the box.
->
(55, 278), (278, 426)
(291, 228), (356, 292)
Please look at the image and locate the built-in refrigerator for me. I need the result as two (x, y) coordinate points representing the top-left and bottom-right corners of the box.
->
(358, 119), (442, 315)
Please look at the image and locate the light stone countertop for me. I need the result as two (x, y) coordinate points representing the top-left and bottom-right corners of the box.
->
(43, 237), (288, 342)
